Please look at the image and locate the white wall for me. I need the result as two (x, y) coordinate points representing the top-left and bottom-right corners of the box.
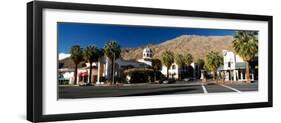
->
(161, 63), (179, 79)
(0, 0), (280, 123)
(223, 50), (245, 70)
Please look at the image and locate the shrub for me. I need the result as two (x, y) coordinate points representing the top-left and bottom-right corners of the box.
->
(124, 68), (165, 83)
(99, 77), (107, 82)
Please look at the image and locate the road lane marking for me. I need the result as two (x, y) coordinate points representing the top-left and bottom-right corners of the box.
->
(220, 84), (241, 93)
(201, 83), (208, 94)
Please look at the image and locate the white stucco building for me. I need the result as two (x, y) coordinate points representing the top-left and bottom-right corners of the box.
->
(58, 68), (74, 84)
(160, 62), (199, 79)
(103, 47), (153, 81)
(218, 50), (255, 81)
(137, 47), (153, 66)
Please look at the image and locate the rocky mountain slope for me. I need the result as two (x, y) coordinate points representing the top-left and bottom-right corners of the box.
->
(121, 35), (234, 61)
(60, 35), (234, 68)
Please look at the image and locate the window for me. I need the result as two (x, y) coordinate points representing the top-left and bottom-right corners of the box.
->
(172, 65), (176, 69)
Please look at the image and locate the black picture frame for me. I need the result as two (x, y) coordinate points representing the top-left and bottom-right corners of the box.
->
(27, 1), (273, 122)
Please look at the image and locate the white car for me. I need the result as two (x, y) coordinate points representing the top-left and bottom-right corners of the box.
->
(183, 78), (192, 82)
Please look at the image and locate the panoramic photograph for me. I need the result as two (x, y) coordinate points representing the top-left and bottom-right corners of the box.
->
(57, 22), (258, 99)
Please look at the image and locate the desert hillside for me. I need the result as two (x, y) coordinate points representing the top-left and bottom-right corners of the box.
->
(121, 35), (234, 61)
(60, 35), (234, 68)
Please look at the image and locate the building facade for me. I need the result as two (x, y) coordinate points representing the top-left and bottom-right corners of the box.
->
(160, 62), (200, 79)
(218, 50), (256, 82)
(103, 47), (153, 82)
(58, 47), (155, 85)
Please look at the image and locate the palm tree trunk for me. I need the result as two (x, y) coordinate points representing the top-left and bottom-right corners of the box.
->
(179, 68), (181, 80)
(74, 64), (78, 85)
(177, 68), (180, 80)
(183, 68), (185, 78)
(154, 70), (156, 83)
(187, 65), (191, 77)
(89, 62), (92, 84)
(111, 60), (114, 84)
(213, 70), (216, 80)
(246, 61), (250, 83)
(167, 67), (169, 78)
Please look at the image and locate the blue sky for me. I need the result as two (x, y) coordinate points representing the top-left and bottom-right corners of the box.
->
(58, 22), (235, 54)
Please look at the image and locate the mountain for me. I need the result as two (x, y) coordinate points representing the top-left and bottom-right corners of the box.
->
(59, 57), (86, 69)
(59, 35), (234, 68)
(121, 35), (234, 61)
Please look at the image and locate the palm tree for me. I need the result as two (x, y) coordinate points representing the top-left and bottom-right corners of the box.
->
(205, 51), (223, 80)
(196, 58), (205, 70)
(184, 53), (193, 77)
(83, 45), (99, 84)
(175, 54), (185, 80)
(162, 50), (174, 78)
(70, 45), (83, 85)
(151, 58), (162, 82)
(104, 41), (121, 84)
(233, 31), (258, 83)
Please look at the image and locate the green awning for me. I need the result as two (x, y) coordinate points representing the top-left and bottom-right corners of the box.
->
(235, 62), (246, 69)
(217, 65), (224, 71)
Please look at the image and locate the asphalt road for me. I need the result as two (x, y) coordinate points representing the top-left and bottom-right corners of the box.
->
(58, 81), (258, 99)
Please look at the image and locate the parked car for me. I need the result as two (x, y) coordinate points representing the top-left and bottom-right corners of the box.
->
(183, 77), (193, 82)
(78, 82), (93, 86)
(161, 78), (176, 84)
